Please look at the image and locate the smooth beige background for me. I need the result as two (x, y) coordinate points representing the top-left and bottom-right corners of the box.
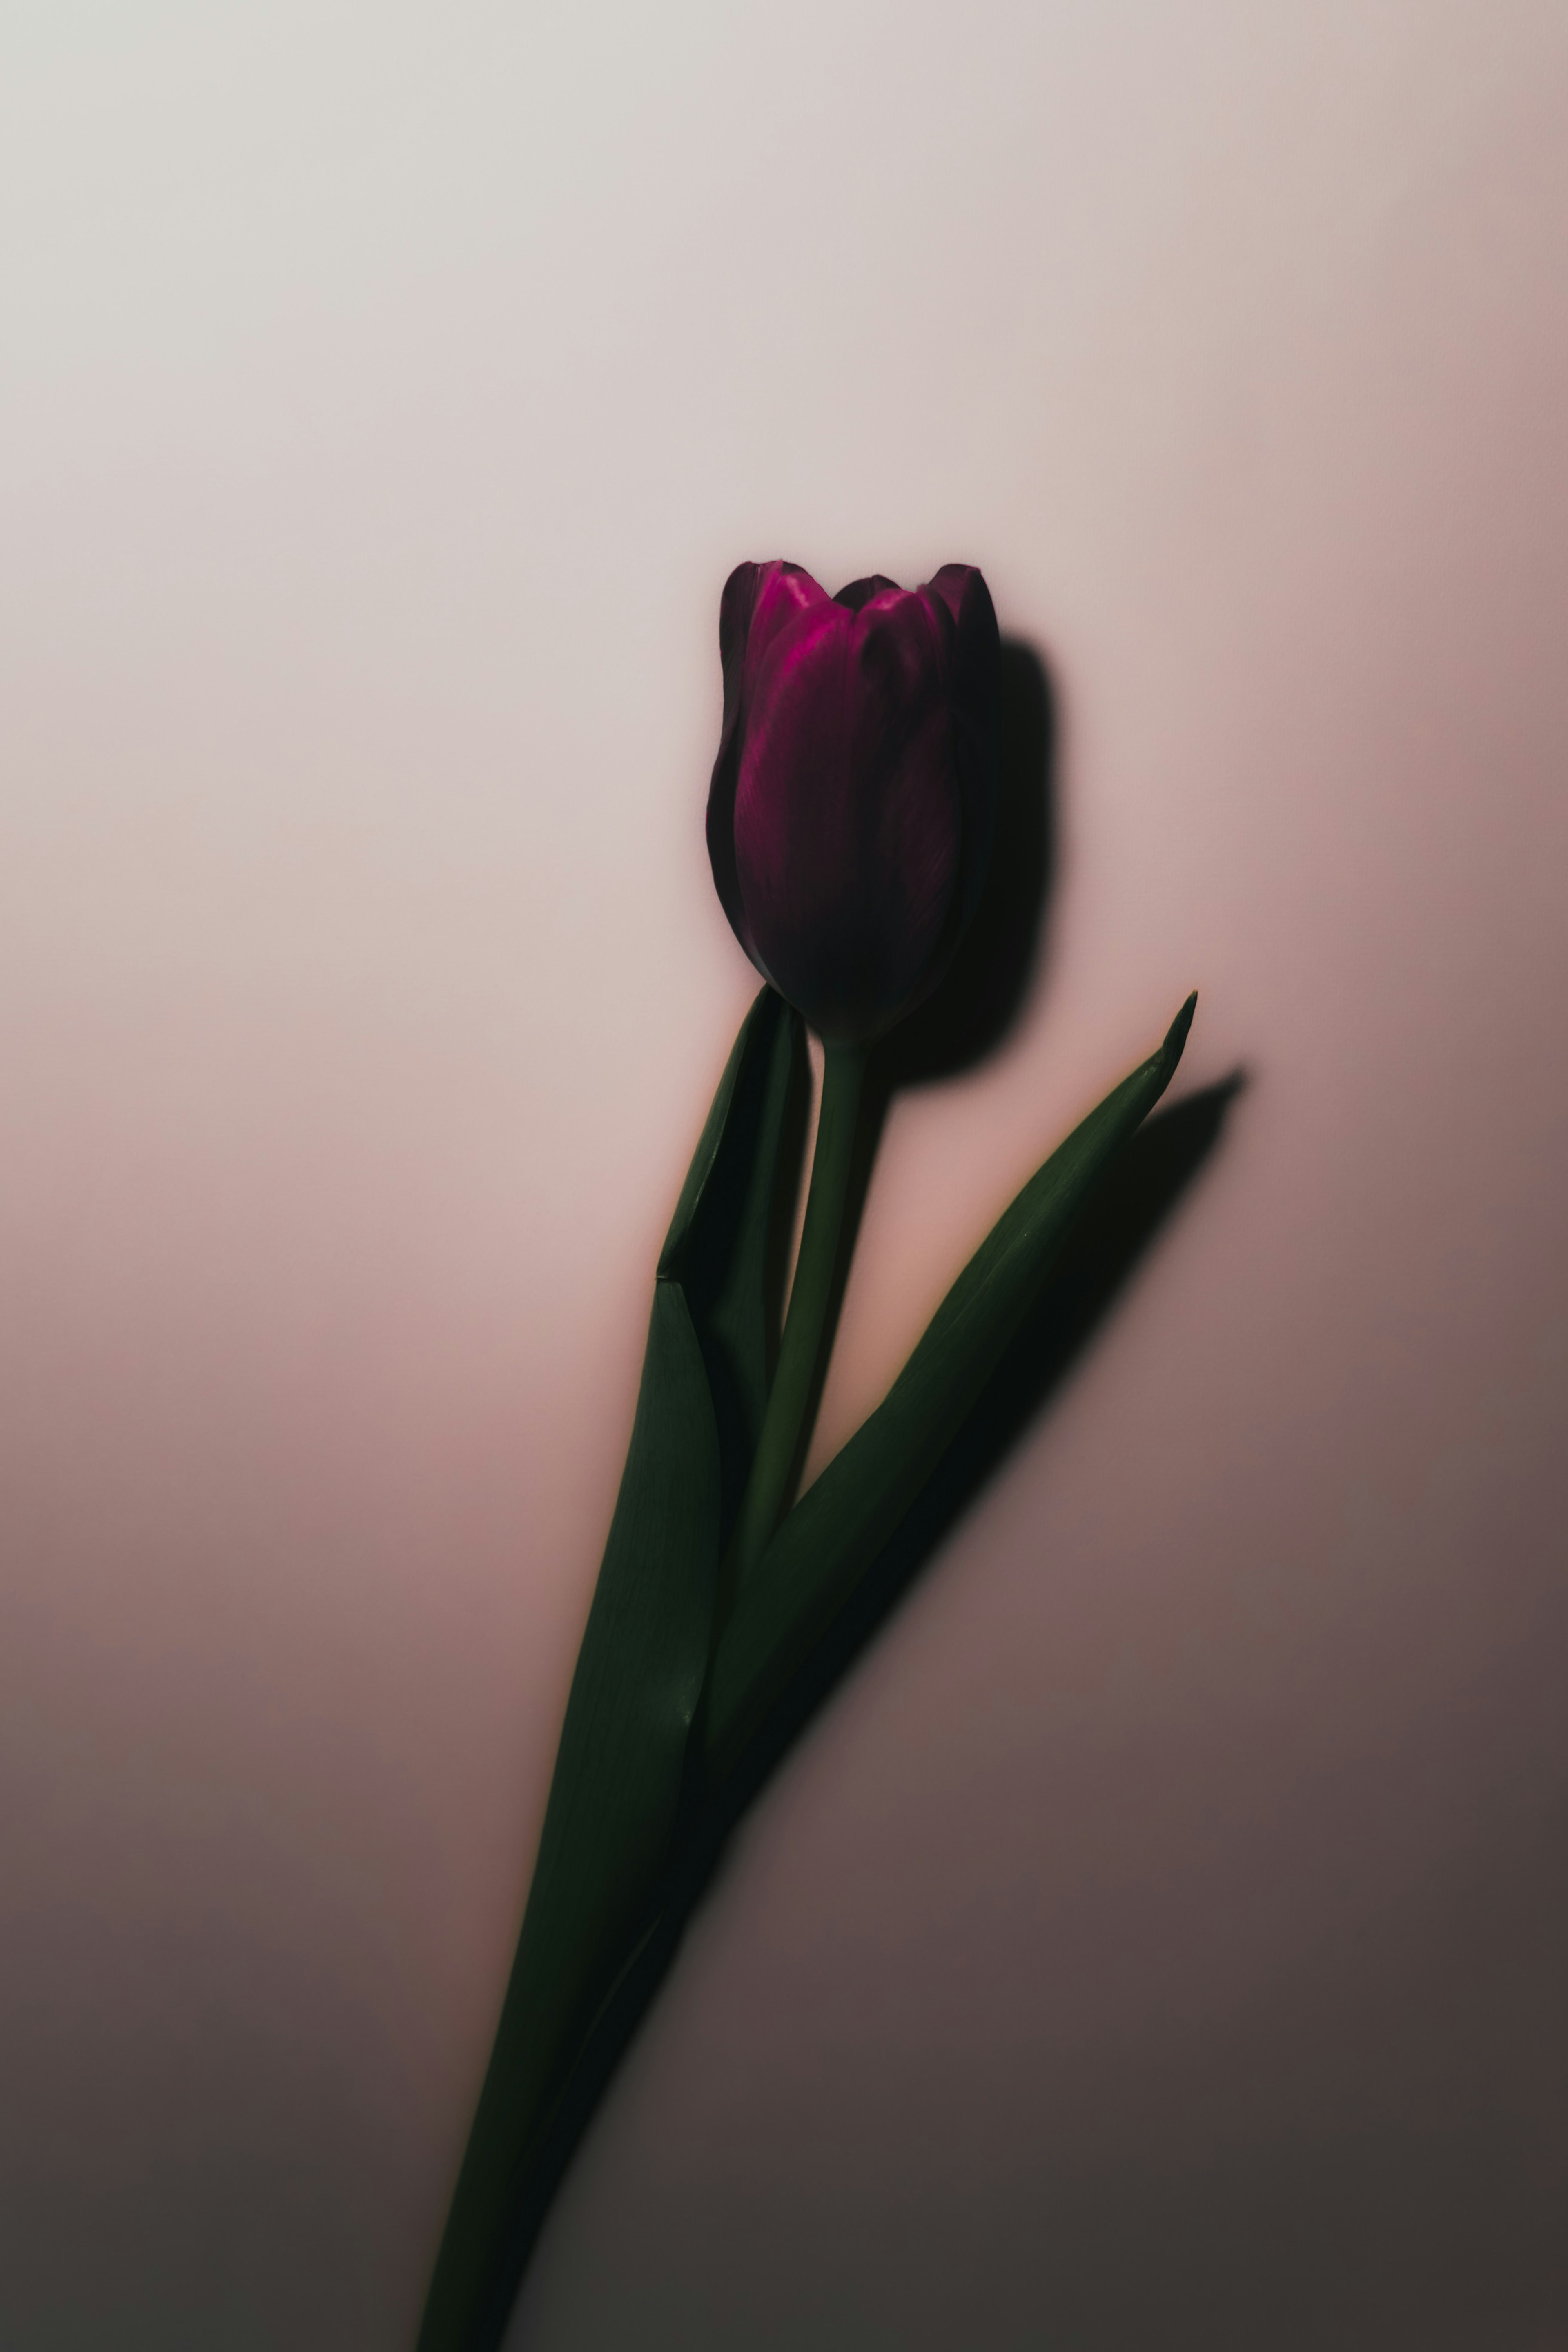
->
(3, 3), (1566, 2346)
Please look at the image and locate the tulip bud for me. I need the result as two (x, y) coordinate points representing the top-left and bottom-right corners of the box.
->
(706, 561), (1002, 1046)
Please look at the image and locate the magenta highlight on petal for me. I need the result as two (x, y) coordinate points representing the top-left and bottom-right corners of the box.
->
(706, 561), (1002, 1045)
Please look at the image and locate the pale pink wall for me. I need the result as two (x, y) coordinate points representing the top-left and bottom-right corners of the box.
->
(2, 3), (1566, 2345)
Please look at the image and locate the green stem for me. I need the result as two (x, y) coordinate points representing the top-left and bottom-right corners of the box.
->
(729, 1040), (866, 1592)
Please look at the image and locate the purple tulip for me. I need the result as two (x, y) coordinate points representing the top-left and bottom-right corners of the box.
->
(706, 561), (1002, 1046)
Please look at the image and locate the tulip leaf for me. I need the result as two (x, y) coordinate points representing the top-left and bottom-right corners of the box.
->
(703, 994), (1196, 1782)
(418, 986), (801, 2352)
(663, 987), (806, 1545)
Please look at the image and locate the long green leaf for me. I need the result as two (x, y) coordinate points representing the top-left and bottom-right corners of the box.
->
(418, 986), (799, 2352)
(703, 994), (1195, 1782)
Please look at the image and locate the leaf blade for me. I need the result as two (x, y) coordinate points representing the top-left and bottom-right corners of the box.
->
(704, 995), (1196, 1780)
(418, 985), (801, 2352)
(417, 1281), (718, 2352)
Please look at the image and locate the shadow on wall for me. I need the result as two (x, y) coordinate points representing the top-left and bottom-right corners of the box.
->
(665, 1770), (1568, 2352)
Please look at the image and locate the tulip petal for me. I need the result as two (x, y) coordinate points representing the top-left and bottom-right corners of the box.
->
(924, 565), (1003, 941)
(731, 587), (969, 1041)
(833, 572), (901, 613)
(707, 562), (823, 966)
